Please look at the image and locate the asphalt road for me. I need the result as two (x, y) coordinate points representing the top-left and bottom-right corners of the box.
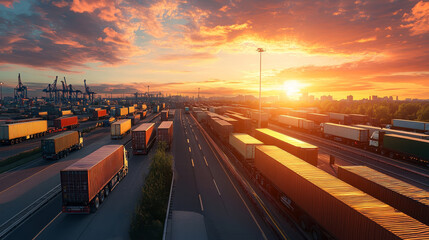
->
(0, 114), (160, 239)
(168, 110), (281, 240)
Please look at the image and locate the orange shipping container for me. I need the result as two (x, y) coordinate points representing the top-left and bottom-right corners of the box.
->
(158, 121), (173, 147)
(132, 123), (155, 154)
(338, 166), (429, 225)
(255, 145), (429, 240)
(254, 128), (318, 166)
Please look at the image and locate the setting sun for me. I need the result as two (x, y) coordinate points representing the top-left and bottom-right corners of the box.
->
(283, 80), (304, 100)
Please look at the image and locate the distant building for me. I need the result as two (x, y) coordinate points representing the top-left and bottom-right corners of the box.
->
(321, 95), (333, 101)
(372, 95), (378, 101)
(347, 95), (353, 101)
(396, 96), (399, 101)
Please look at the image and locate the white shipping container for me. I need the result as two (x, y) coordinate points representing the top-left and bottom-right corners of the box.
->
(0, 120), (48, 140)
(278, 115), (301, 128)
(300, 119), (315, 130)
(251, 111), (269, 122)
(329, 112), (347, 121)
(229, 133), (263, 159)
(111, 119), (131, 136)
(324, 123), (368, 142)
(392, 119), (427, 131)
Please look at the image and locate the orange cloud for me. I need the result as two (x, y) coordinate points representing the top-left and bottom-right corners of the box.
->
(402, 1), (429, 35)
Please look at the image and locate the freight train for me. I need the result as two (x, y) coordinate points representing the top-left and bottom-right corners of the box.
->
(197, 110), (429, 239)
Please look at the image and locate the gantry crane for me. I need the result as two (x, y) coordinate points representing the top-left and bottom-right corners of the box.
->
(84, 79), (95, 103)
(14, 73), (28, 103)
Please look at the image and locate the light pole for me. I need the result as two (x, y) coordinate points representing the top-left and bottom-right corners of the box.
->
(0, 82), (3, 103)
(257, 48), (265, 128)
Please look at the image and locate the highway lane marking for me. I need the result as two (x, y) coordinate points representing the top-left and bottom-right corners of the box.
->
(189, 147), (192, 152)
(187, 139), (189, 143)
(213, 179), (221, 196)
(198, 194), (204, 211)
(32, 211), (62, 240)
(198, 144), (202, 150)
(195, 136), (198, 140)
(191, 159), (195, 167)
(203, 156), (208, 166)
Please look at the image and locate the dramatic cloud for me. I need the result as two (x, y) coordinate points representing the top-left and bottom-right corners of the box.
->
(0, 0), (428, 98)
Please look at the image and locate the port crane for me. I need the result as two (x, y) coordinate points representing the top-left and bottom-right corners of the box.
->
(14, 73), (28, 103)
(84, 79), (95, 103)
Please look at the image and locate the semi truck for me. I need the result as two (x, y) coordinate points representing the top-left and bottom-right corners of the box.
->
(374, 133), (429, 165)
(111, 119), (131, 139)
(61, 145), (128, 213)
(254, 145), (429, 240)
(392, 119), (429, 132)
(229, 133), (263, 164)
(185, 107), (189, 114)
(132, 123), (155, 154)
(0, 120), (48, 145)
(158, 121), (173, 149)
(161, 110), (169, 121)
(42, 131), (83, 160)
(92, 109), (107, 119)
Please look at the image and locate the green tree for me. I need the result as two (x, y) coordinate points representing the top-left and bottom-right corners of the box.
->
(417, 105), (429, 122)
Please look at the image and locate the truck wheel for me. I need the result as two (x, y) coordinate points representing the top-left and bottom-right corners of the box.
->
(310, 225), (322, 240)
(299, 215), (311, 232)
(10, 139), (15, 145)
(91, 197), (100, 212)
(99, 190), (105, 203)
(105, 186), (110, 197)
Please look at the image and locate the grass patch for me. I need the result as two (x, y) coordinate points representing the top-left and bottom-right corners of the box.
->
(0, 147), (42, 173)
(130, 142), (173, 240)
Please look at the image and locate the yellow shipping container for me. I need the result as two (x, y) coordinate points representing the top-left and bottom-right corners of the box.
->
(111, 119), (131, 136)
(0, 120), (48, 140)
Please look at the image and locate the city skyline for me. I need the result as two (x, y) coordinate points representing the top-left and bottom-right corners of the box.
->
(0, 0), (428, 99)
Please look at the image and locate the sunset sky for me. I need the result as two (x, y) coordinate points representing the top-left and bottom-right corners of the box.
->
(0, 0), (428, 100)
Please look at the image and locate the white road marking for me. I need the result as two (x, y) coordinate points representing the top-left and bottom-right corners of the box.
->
(191, 158), (194, 167)
(198, 194), (204, 211)
(189, 147), (191, 152)
(203, 156), (208, 166)
(195, 136), (198, 140)
(187, 139), (189, 143)
(198, 144), (202, 150)
(213, 179), (221, 196)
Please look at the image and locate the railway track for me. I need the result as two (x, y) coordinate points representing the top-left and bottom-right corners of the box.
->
(269, 122), (429, 189)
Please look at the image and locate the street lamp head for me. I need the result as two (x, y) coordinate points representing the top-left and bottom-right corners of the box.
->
(257, 48), (265, 52)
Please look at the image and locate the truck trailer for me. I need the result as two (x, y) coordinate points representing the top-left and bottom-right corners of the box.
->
(161, 110), (169, 121)
(254, 145), (429, 240)
(61, 145), (128, 213)
(158, 121), (173, 149)
(132, 123), (155, 154)
(54, 116), (79, 130)
(42, 131), (83, 160)
(111, 119), (131, 139)
(378, 133), (429, 164)
(0, 120), (48, 145)
(322, 123), (368, 146)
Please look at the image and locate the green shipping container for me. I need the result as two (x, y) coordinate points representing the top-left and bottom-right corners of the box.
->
(383, 134), (429, 160)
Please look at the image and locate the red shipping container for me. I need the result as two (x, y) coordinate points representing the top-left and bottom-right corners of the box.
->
(61, 145), (124, 207)
(255, 145), (429, 240)
(254, 128), (318, 166)
(93, 109), (107, 118)
(132, 123), (155, 154)
(161, 110), (169, 121)
(158, 121), (173, 147)
(54, 116), (78, 129)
